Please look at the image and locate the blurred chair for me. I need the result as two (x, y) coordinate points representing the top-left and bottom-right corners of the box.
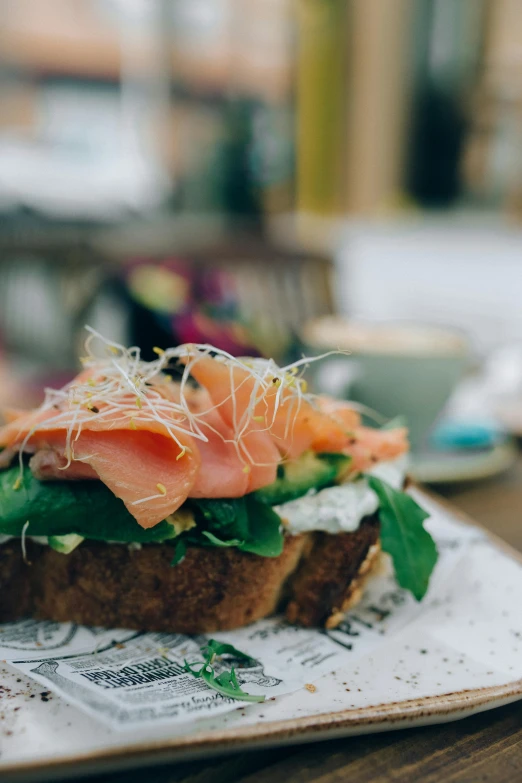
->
(101, 224), (336, 362)
(0, 222), (107, 369)
(195, 238), (335, 359)
(0, 215), (336, 370)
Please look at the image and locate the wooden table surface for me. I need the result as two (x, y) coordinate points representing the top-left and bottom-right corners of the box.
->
(79, 455), (522, 783)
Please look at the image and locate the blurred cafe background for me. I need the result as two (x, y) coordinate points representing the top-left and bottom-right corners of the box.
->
(1, 0), (522, 482)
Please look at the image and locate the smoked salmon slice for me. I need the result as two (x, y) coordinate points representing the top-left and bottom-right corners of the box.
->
(316, 396), (408, 474)
(0, 342), (409, 530)
(1, 420), (199, 529)
(343, 425), (409, 475)
(171, 386), (279, 497)
(187, 356), (347, 458)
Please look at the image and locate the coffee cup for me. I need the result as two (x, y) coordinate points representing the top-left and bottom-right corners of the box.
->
(302, 317), (470, 451)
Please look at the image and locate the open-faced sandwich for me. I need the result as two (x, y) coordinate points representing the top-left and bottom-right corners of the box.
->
(0, 331), (437, 632)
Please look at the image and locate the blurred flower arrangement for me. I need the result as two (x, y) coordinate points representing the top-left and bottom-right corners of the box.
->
(125, 259), (261, 359)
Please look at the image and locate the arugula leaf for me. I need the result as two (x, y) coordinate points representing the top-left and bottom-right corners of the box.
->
(184, 660), (204, 677)
(368, 476), (438, 601)
(199, 664), (264, 702)
(202, 639), (256, 664)
(184, 639), (265, 704)
(215, 667), (240, 690)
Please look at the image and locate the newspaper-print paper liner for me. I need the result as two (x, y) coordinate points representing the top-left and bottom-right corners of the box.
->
(0, 490), (489, 730)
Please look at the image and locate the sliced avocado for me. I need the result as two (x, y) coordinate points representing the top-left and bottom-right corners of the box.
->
(0, 466), (190, 543)
(254, 451), (351, 506)
(48, 534), (84, 554)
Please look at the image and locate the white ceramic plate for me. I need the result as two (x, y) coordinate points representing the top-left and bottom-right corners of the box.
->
(1, 490), (522, 782)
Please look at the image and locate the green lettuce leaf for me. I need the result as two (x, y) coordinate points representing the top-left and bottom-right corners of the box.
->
(170, 538), (187, 566)
(0, 466), (183, 543)
(368, 476), (438, 601)
(192, 498), (250, 540)
(190, 495), (284, 558)
(239, 496), (284, 556)
(201, 531), (243, 548)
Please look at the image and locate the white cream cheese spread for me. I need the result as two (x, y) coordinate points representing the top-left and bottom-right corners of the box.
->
(276, 456), (407, 535)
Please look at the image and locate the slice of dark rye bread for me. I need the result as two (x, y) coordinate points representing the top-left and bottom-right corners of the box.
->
(0, 516), (381, 632)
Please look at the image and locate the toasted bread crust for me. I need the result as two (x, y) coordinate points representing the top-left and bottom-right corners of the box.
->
(0, 516), (380, 631)
(0, 540), (34, 621)
(285, 517), (381, 627)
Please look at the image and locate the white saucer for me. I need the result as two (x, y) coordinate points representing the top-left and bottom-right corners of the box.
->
(410, 441), (518, 484)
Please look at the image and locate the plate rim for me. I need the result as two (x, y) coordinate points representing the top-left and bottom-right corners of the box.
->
(2, 489), (522, 779)
(3, 681), (522, 781)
